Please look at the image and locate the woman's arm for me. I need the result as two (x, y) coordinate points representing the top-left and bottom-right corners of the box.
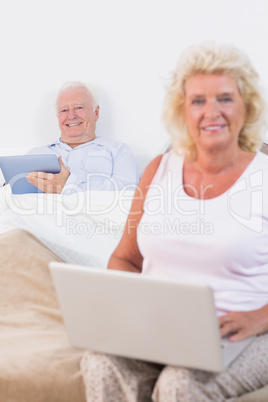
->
(108, 155), (163, 273)
(219, 303), (268, 341)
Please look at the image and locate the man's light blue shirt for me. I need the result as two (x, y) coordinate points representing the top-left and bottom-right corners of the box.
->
(27, 137), (139, 194)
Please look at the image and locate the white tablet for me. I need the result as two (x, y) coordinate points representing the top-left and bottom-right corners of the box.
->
(0, 154), (61, 194)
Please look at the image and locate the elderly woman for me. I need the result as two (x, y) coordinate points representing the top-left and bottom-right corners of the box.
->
(81, 43), (268, 401)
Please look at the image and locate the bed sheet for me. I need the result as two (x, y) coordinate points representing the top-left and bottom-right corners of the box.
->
(0, 185), (134, 267)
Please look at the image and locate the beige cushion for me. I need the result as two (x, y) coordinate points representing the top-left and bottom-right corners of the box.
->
(0, 229), (86, 402)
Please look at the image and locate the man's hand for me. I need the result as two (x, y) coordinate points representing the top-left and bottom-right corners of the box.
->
(26, 156), (70, 194)
(219, 304), (268, 341)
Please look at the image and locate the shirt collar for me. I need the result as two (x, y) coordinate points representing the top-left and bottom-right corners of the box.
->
(48, 137), (105, 150)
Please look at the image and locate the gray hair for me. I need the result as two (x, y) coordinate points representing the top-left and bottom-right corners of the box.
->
(56, 81), (99, 110)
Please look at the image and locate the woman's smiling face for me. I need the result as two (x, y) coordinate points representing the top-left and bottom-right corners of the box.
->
(183, 74), (248, 153)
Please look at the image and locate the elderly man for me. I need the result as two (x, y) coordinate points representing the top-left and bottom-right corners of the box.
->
(26, 82), (139, 194)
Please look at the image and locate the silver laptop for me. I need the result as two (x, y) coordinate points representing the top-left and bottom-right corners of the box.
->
(49, 262), (255, 372)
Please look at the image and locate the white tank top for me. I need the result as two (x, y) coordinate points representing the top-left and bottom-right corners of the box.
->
(137, 150), (268, 315)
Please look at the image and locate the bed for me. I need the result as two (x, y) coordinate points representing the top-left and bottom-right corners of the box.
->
(0, 185), (134, 268)
(0, 178), (268, 401)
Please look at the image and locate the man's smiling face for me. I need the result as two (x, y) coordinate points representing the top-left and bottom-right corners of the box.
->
(57, 87), (99, 148)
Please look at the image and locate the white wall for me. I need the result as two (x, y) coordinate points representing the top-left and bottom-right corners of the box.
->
(0, 0), (268, 173)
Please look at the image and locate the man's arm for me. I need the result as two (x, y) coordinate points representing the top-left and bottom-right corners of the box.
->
(90, 143), (139, 191)
(59, 143), (140, 194)
(26, 142), (139, 194)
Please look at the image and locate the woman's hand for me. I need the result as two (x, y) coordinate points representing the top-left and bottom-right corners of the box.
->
(218, 304), (268, 341)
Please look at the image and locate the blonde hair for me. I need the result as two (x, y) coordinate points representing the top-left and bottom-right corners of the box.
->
(163, 43), (267, 159)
